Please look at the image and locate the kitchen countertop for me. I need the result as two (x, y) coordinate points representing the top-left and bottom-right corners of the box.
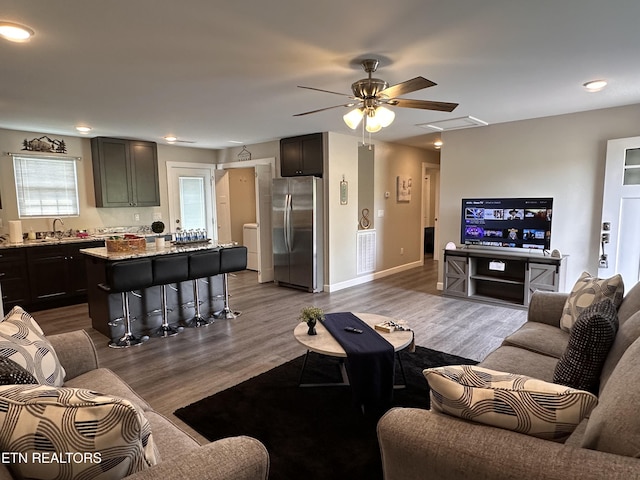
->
(80, 241), (222, 260)
(0, 236), (105, 249)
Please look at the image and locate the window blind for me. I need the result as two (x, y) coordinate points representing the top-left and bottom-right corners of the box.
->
(12, 155), (80, 217)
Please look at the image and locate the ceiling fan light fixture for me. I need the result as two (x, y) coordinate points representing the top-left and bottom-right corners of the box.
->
(365, 113), (382, 133)
(375, 106), (395, 128)
(343, 108), (364, 129)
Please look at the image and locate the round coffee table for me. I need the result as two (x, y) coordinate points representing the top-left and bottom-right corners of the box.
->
(293, 312), (414, 387)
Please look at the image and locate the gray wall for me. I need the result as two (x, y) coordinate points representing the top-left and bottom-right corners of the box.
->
(438, 103), (640, 290)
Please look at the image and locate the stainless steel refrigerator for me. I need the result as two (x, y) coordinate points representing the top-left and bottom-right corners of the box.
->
(272, 176), (323, 292)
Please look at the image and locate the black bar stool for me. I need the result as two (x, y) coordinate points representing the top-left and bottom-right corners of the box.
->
(99, 259), (153, 348)
(186, 249), (221, 327)
(214, 246), (247, 320)
(151, 254), (188, 337)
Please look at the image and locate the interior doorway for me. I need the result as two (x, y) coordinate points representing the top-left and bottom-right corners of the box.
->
(421, 162), (440, 261)
(216, 158), (276, 283)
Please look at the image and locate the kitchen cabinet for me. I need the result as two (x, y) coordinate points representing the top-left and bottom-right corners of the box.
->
(280, 133), (324, 177)
(25, 241), (104, 307)
(0, 249), (29, 310)
(91, 137), (160, 207)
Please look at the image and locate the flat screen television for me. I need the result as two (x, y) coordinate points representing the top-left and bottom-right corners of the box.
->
(461, 198), (553, 251)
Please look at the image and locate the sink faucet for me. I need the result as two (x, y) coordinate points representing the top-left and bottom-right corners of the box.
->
(53, 218), (64, 239)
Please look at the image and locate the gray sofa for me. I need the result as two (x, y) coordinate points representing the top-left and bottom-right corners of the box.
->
(378, 282), (640, 480)
(0, 329), (270, 480)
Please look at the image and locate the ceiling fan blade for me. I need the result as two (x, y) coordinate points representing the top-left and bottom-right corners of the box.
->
(293, 103), (357, 116)
(297, 85), (355, 99)
(390, 98), (459, 112)
(378, 77), (437, 99)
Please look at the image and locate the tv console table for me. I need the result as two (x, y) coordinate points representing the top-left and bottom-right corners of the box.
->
(443, 248), (567, 308)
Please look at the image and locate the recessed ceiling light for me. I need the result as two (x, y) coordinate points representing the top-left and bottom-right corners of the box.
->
(583, 79), (607, 92)
(0, 21), (34, 42)
(164, 135), (177, 143)
(75, 125), (92, 134)
(228, 140), (244, 144)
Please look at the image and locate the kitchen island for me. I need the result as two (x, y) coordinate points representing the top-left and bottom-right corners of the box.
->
(81, 242), (227, 341)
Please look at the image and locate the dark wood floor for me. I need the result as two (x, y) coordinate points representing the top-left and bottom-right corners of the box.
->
(33, 256), (527, 443)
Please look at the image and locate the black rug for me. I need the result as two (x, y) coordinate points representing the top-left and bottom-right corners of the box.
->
(174, 346), (476, 480)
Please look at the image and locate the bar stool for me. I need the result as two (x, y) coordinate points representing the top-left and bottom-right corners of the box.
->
(99, 259), (153, 348)
(214, 246), (247, 320)
(151, 254), (188, 337)
(186, 249), (221, 327)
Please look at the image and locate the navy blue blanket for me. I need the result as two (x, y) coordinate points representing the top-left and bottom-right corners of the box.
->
(322, 312), (395, 410)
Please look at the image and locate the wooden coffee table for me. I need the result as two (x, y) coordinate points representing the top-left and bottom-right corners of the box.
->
(293, 312), (414, 387)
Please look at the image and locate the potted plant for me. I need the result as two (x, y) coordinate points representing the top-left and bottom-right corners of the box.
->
(151, 221), (166, 249)
(299, 306), (324, 336)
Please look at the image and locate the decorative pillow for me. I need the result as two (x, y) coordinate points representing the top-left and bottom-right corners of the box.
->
(424, 365), (598, 440)
(0, 357), (38, 385)
(553, 299), (619, 394)
(560, 272), (624, 332)
(0, 384), (159, 480)
(0, 306), (66, 386)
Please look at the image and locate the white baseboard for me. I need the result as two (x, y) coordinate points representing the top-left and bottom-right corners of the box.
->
(325, 260), (423, 292)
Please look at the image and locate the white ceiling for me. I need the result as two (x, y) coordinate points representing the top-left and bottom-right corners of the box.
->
(2, 0), (640, 150)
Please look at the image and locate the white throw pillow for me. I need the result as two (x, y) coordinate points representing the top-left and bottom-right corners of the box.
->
(0, 306), (65, 386)
(0, 384), (159, 480)
(424, 365), (598, 440)
(560, 272), (624, 332)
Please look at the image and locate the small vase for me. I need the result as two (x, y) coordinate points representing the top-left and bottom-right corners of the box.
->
(307, 321), (317, 336)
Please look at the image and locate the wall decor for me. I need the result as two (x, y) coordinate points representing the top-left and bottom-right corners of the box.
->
(359, 208), (371, 229)
(237, 145), (252, 162)
(396, 175), (412, 202)
(22, 136), (67, 153)
(340, 175), (348, 205)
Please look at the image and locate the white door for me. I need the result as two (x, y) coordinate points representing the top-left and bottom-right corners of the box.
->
(215, 170), (232, 244)
(254, 164), (274, 283)
(600, 136), (640, 286)
(167, 163), (215, 240)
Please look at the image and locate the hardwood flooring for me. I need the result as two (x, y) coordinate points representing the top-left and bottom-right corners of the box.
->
(32, 256), (527, 443)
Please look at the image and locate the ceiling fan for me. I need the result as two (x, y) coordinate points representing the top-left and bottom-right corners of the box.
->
(294, 58), (458, 132)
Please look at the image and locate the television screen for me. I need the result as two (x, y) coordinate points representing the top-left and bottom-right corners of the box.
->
(461, 198), (553, 250)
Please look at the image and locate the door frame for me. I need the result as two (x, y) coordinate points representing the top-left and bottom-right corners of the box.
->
(421, 162), (440, 263)
(166, 161), (217, 240)
(216, 157), (276, 283)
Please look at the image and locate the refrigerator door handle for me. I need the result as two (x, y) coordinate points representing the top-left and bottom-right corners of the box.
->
(284, 193), (292, 253)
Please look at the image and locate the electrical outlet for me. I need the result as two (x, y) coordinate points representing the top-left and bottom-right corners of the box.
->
(400, 247), (404, 255)
(133, 213), (140, 222)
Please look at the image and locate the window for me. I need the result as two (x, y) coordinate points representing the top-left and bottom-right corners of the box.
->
(12, 154), (80, 218)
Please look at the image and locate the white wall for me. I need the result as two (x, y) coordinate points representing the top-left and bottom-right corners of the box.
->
(0, 128), (216, 235)
(438, 103), (640, 290)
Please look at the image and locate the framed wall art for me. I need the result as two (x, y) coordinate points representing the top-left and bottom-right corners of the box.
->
(396, 175), (412, 202)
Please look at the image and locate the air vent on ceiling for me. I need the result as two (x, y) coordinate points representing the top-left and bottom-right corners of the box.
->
(417, 115), (488, 131)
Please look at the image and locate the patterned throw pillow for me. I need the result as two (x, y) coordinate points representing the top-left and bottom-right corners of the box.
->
(0, 384), (159, 480)
(0, 357), (37, 385)
(553, 299), (619, 394)
(424, 365), (598, 440)
(560, 272), (624, 332)
(0, 306), (66, 386)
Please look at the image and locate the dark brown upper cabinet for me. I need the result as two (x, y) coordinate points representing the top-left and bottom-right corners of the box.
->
(280, 133), (324, 177)
(91, 137), (160, 207)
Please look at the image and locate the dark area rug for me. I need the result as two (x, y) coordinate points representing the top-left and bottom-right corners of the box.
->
(174, 346), (476, 480)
